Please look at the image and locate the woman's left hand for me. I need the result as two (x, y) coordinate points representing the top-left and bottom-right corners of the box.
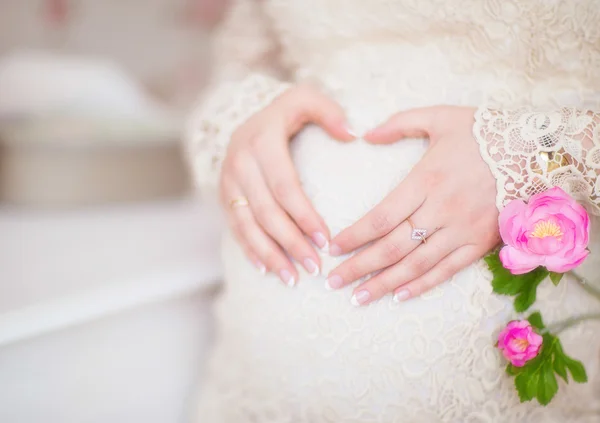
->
(325, 106), (501, 306)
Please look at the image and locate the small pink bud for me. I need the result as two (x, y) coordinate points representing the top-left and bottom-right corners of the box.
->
(497, 320), (543, 367)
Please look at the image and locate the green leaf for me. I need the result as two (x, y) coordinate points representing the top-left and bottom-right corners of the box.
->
(537, 361), (558, 405)
(485, 251), (524, 295)
(506, 364), (525, 376)
(527, 312), (545, 330)
(552, 340), (568, 383)
(564, 356), (588, 383)
(540, 334), (556, 360)
(515, 371), (535, 402)
(514, 272), (546, 312)
(553, 338), (588, 383)
(549, 272), (564, 286)
(553, 355), (568, 383)
(526, 369), (541, 401)
(512, 351), (546, 404)
(484, 251), (549, 312)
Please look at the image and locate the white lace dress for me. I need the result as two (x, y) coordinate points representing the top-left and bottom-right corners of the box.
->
(185, 1), (600, 421)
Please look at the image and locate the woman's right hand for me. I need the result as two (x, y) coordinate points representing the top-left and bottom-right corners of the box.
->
(220, 85), (356, 286)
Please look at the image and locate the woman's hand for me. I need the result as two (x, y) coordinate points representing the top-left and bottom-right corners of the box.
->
(220, 85), (355, 286)
(325, 106), (501, 305)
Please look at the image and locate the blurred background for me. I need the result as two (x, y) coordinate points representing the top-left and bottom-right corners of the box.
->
(0, 1), (227, 422)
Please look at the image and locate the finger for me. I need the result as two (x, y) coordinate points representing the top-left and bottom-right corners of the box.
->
(223, 178), (298, 286)
(254, 134), (331, 251)
(392, 244), (482, 302)
(229, 228), (268, 276)
(329, 171), (426, 256)
(246, 252), (268, 275)
(349, 228), (458, 306)
(239, 158), (322, 276)
(363, 106), (443, 144)
(326, 209), (441, 290)
(289, 87), (357, 140)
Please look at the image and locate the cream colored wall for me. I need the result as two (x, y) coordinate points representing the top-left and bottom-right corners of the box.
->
(0, 0), (225, 108)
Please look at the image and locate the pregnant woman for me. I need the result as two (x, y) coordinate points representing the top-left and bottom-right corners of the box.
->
(186, 1), (600, 421)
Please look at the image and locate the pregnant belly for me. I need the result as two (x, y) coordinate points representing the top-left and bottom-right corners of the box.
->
(214, 115), (599, 419)
(291, 124), (428, 244)
(286, 121), (510, 312)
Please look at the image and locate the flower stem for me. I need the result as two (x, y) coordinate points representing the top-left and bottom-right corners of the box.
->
(543, 313), (600, 335)
(568, 271), (600, 302)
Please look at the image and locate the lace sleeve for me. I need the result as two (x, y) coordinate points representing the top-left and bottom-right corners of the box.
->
(473, 107), (600, 216)
(184, 0), (291, 193)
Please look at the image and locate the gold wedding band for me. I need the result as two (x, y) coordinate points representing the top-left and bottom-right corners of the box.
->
(229, 197), (250, 209)
(407, 217), (427, 244)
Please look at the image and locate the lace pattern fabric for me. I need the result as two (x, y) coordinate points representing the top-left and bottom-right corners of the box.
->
(185, 74), (289, 190)
(196, 231), (600, 423)
(474, 107), (600, 215)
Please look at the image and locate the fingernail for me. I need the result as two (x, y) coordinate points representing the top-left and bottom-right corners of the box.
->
(303, 258), (320, 276)
(345, 124), (361, 138)
(312, 232), (329, 251)
(324, 275), (343, 291)
(347, 129), (359, 138)
(254, 260), (267, 275)
(279, 269), (296, 287)
(328, 243), (342, 256)
(393, 290), (410, 303)
(350, 290), (370, 306)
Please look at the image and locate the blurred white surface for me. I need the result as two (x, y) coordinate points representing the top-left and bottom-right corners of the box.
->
(0, 50), (172, 120)
(0, 292), (214, 423)
(0, 0), (213, 109)
(0, 198), (223, 422)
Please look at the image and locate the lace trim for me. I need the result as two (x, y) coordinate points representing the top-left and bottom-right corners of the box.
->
(473, 107), (600, 216)
(184, 74), (290, 191)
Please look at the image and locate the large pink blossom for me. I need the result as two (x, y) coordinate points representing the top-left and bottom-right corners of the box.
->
(498, 187), (590, 274)
(497, 320), (543, 367)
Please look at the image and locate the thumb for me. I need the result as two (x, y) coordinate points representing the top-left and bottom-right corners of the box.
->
(364, 106), (442, 145)
(290, 87), (357, 142)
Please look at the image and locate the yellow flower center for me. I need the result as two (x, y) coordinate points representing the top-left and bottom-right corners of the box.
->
(530, 220), (563, 240)
(514, 338), (529, 352)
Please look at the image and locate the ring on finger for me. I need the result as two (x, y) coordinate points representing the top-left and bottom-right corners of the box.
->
(229, 196), (250, 209)
(407, 217), (428, 244)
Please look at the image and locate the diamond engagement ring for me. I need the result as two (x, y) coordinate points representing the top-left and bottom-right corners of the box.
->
(407, 217), (427, 244)
(229, 197), (250, 209)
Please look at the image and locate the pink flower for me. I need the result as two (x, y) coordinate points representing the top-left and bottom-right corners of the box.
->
(497, 320), (543, 367)
(498, 187), (590, 274)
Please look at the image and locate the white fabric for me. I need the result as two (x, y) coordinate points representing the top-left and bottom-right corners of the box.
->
(185, 0), (600, 421)
(474, 107), (600, 216)
(185, 74), (290, 190)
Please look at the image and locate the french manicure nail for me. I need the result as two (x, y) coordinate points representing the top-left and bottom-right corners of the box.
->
(328, 243), (342, 256)
(254, 260), (267, 275)
(312, 232), (329, 251)
(393, 290), (410, 303)
(346, 125), (361, 138)
(303, 258), (320, 276)
(279, 269), (296, 287)
(324, 275), (343, 291)
(350, 290), (370, 306)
